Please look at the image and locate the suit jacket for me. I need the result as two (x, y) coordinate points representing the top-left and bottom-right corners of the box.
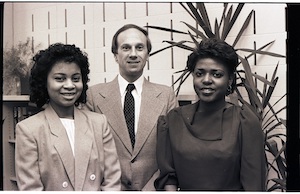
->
(15, 104), (121, 191)
(85, 76), (178, 190)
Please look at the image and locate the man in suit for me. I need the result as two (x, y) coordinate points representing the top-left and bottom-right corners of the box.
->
(85, 24), (178, 191)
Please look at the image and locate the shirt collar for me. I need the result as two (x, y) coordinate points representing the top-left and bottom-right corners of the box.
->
(118, 74), (144, 96)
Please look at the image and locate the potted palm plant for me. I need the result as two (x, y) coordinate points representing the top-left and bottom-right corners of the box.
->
(147, 3), (286, 191)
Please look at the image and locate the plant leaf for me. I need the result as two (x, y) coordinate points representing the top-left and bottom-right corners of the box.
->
(263, 105), (286, 129)
(252, 73), (274, 87)
(266, 140), (286, 182)
(173, 70), (191, 96)
(180, 2), (197, 22)
(238, 56), (256, 94)
(187, 30), (200, 48)
(186, 2), (215, 38)
(237, 48), (286, 58)
(214, 18), (220, 39)
(271, 63), (279, 82)
(219, 3), (228, 28)
(181, 21), (208, 40)
(222, 3), (244, 40)
(150, 45), (174, 56)
(232, 10), (254, 47)
(221, 5), (233, 40)
(146, 25), (188, 35)
(262, 77), (278, 108)
(196, 3), (211, 31)
(163, 40), (195, 51)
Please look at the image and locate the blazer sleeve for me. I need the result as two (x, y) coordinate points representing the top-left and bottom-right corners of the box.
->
(154, 115), (178, 190)
(239, 105), (266, 191)
(96, 114), (121, 191)
(166, 87), (179, 112)
(15, 122), (44, 191)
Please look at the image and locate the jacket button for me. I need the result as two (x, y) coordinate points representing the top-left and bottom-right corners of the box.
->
(62, 181), (68, 188)
(90, 174), (96, 181)
(127, 181), (132, 186)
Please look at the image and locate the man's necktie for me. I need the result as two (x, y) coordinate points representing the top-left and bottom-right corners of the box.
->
(124, 83), (135, 148)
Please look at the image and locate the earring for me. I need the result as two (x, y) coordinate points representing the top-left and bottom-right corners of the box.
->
(227, 85), (232, 93)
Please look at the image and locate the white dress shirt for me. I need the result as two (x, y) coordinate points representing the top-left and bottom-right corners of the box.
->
(60, 118), (75, 156)
(118, 74), (143, 135)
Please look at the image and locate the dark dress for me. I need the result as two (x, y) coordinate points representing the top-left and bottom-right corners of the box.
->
(155, 101), (266, 191)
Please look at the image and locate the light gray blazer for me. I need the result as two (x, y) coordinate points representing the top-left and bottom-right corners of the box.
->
(85, 77), (178, 190)
(15, 104), (121, 191)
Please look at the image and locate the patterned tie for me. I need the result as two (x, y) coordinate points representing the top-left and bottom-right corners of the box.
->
(124, 84), (135, 148)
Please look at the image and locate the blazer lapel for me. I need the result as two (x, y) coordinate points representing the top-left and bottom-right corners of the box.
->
(133, 79), (166, 157)
(96, 77), (133, 153)
(45, 105), (75, 188)
(73, 108), (93, 191)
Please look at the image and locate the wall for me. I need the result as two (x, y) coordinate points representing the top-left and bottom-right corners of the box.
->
(4, 2), (287, 118)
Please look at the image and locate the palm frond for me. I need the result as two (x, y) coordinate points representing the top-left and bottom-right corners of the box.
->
(232, 10), (254, 47)
(149, 40), (193, 56)
(221, 5), (233, 40)
(196, 3), (212, 31)
(237, 48), (286, 58)
(262, 77), (278, 109)
(252, 73), (274, 87)
(238, 56), (256, 93)
(180, 2), (197, 21)
(263, 94), (286, 120)
(222, 4), (244, 40)
(186, 2), (215, 38)
(146, 25), (188, 34)
(187, 30), (200, 47)
(181, 21), (208, 40)
(163, 40), (195, 51)
(214, 18), (220, 39)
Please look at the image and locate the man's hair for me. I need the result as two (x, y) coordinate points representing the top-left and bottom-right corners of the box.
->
(111, 24), (152, 54)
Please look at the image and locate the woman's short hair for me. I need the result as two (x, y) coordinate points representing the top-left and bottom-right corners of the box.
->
(111, 24), (152, 54)
(30, 43), (90, 108)
(187, 38), (238, 95)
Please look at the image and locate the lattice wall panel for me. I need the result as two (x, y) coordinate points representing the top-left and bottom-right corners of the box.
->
(5, 2), (286, 99)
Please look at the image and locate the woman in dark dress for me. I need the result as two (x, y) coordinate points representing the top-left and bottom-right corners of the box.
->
(155, 38), (266, 191)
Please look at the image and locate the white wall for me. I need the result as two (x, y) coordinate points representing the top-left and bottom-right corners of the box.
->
(3, 2), (287, 118)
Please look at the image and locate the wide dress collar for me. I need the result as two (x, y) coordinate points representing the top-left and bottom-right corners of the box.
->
(181, 101), (234, 141)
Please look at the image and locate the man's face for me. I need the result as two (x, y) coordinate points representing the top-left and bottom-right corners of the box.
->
(114, 28), (149, 82)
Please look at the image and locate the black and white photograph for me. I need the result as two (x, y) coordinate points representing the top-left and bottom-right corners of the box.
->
(1, 1), (298, 192)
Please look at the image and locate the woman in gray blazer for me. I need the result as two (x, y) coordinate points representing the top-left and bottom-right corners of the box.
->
(15, 43), (121, 191)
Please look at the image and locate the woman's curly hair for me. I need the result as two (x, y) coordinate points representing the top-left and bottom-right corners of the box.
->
(186, 38), (239, 95)
(30, 43), (90, 108)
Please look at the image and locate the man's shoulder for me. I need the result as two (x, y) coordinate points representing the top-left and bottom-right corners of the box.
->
(89, 80), (117, 90)
(89, 82), (107, 89)
(145, 80), (173, 91)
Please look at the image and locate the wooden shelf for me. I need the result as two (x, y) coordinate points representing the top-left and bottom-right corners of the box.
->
(8, 139), (16, 144)
(3, 95), (30, 102)
(10, 177), (17, 182)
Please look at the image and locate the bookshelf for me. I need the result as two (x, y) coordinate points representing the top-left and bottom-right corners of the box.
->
(2, 95), (40, 190)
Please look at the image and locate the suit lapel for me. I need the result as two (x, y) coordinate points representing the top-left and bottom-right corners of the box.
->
(133, 79), (165, 157)
(96, 77), (133, 153)
(74, 108), (93, 191)
(45, 105), (75, 189)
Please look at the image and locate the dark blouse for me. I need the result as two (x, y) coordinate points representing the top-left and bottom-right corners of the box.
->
(155, 101), (266, 191)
